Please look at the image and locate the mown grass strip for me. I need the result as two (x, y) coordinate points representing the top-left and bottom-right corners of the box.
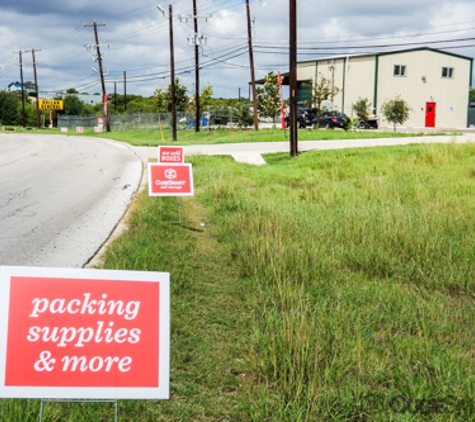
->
(11, 125), (439, 147)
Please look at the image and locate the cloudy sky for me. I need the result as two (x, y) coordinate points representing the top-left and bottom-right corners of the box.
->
(1, 0), (475, 99)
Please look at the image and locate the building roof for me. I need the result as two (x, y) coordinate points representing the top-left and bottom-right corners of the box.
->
(256, 47), (473, 86)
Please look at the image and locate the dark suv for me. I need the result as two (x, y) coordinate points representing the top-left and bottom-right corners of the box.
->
(315, 112), (349, 129)
(285, 108), (315, 128)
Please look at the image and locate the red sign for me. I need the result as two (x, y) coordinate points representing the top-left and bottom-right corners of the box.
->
(148, 163), (194, 196)
(76, 127), (84, 133)
(98, 117), (104, 128)
(94, 126), (103, 133)
(278, 71), (285, 130)
(158, 146), (185, 163)
(0, 266), (170, 399)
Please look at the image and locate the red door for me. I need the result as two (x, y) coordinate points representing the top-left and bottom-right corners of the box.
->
(425, 102), (436, 127)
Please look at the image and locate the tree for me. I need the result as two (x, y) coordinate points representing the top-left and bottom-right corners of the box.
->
(63, 94), (89, 115)
(0, 91), (20, 125)
(353, 97), (372, 122)
(380, 96), (411, 132)
(199, 83), (213, 110)
(256, 71), (280, 122)
(308, 73), (339, 118)
(154, 78), (189, 112)
(234, 103), (253, 128)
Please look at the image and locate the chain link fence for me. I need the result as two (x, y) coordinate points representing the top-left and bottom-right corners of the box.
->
(57, 106), (279, 131)
(57, 109), (237, 131)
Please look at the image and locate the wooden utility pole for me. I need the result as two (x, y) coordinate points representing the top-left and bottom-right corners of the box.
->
(123, 71), (127, 112)
(158, 4), (177, 140)
(15, 51), (26, 127)
(169, 5), (177, 141)
(23, 49), (42, 129)
(289, 0), (298, 156)
(192, 0), (200, 132)
(84, 22), (110, 131)
(178, 8), (211, 133)
(246, 0), (259, 131)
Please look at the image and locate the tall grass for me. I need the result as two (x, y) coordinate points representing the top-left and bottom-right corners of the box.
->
(197, 141), (475, 420)
(6, 141), (474, 420)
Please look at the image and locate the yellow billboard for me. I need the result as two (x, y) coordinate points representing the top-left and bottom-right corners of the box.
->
(38, 99), (64, 110)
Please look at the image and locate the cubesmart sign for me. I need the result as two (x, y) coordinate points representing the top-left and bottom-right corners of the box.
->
(0, 266), (170, 399)
(158, 146), (184, 163)
(148, 163), (194, 197)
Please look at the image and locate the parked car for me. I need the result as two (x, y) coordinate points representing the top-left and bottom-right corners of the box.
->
(357, 117), (379, 129)
(285, 108), (315, 128)
(315, 112), (349, 129)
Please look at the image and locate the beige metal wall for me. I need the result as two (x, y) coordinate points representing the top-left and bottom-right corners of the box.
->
(377, 50), (470, 128)
(297, 49), (471, 128)
(342, 56), (377, 117)
(297, 59), (346, 110)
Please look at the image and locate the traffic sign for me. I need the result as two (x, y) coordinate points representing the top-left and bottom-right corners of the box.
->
(158, 146), (184, 163)
(38, 99), (64, 110)
(0, 266), (170, 399)
(148, 163), (194, 196)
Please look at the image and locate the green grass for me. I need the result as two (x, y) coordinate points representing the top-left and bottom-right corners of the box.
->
(3, 141), (475, 420)
(8, 125), (438, 147)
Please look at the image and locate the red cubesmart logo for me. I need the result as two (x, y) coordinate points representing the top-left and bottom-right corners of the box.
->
(148, 163), (194, 196)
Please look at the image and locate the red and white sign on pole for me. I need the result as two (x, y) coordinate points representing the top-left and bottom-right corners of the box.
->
(0, 266), (170, 399)
(98, 117), (104, 128)
(158, 146), (185, 163)
(148, 163), (194, 196)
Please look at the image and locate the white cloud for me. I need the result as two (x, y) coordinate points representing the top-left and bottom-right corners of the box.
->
(0, 0), (474, 98)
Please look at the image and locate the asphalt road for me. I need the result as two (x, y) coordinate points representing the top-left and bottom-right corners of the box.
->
(0, 134), (142, 268)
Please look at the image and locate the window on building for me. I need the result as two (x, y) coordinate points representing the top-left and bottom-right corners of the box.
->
(442, 67), (454, 78)
(393, 65), (406, 77)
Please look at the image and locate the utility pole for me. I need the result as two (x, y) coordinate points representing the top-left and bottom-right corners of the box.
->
(289, 0), (298, 156)
(14, 51), (26, 127)
(245, 0), (259, 131)
(84, 21), (110, 131)
(192, 0), (200, 132)
(158, 4), (177, 141)
(23, 49), (41, 129)
(123, 71), (127, 112)
(178, 8), (212, 133)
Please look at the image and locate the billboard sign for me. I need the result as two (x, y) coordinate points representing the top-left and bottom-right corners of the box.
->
(158, 146), (185, 163)
(148, 163), (194, 197)
(0, 266), (170, 399)
(38, 100), (64, 110)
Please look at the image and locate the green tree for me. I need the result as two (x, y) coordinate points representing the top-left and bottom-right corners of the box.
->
(154, 78), (189, 112)
(234, 103), (253, 128)
(380, 96), (411, 132)
(0, 91), (20, 125)
(63, 95), (89, 115)
(199, 83), (213, 110)
(309, 73), (339, 117)
(257, 71), (280, 121)
(353, 97), (372, 122)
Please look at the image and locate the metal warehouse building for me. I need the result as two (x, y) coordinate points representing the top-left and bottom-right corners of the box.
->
(295, 47), (473, 129)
